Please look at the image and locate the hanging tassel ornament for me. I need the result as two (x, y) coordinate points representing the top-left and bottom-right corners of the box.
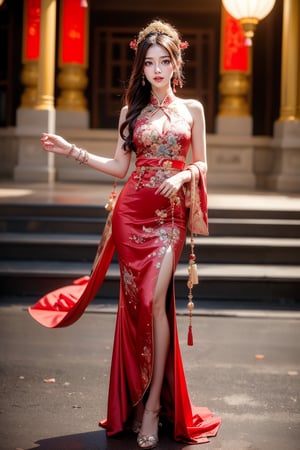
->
(172, 77), (179, 93)
(172, 74), (183, 93)
(187, 238), (198, 346)
(105, 180), (117, 212)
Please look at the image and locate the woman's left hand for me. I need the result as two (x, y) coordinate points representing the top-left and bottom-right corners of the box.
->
(41, 133), (72, 156)
(155, 173), (185, 199)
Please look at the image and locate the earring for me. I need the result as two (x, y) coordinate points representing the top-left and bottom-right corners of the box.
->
(172, 76), (179, 93)
(172, 74), (182, 93)
(142, 74), (145, 87)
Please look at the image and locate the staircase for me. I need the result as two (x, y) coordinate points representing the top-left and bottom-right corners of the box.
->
(0, 203), (300, 305)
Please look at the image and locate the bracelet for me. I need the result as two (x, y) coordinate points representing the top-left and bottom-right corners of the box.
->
(66, 143), (75, 158)
(75, 147), (89, 165)
(80, 150), (89, 165)
(75, 148), (83, 162)
(66, 143), (89, 165)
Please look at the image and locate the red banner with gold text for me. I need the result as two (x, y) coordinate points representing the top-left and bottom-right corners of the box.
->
(221, 8), (249, 73)
(61, 0), (86, 65)
(24, 0), (40, 61)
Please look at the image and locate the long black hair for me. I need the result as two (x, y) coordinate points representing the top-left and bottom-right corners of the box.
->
(120, 21), (184, 153)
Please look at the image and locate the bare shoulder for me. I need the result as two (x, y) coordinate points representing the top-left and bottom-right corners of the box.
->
(178, 98), (205, 128)
(181, 98), (204, 116)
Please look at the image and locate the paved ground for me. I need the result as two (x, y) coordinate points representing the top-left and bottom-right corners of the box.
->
(0, 302), (299, 450)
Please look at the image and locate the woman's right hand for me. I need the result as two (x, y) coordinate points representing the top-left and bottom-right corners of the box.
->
(40, 133), (72, 156)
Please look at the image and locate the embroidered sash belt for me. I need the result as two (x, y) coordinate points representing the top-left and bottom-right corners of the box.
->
(135, 158), (185, 171)
(134, 158), (185, 190)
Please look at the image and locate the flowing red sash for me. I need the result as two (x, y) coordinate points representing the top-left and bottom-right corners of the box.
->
(28, 210), (115, 328)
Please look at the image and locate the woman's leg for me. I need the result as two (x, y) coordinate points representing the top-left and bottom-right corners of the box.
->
(139, 246), (173, 436)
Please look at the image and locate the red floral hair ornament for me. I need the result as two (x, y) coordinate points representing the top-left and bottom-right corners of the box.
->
(129, 39), (138, 50)
(180, 40), (189, 50)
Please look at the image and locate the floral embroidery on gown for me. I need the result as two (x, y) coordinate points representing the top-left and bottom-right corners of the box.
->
(101, 93), (221, 443)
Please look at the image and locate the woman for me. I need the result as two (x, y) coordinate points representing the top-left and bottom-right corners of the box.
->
(38, 20), (221, 448)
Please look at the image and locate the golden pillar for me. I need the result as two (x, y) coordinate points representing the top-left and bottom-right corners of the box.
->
(15, 0), (57, 183)
(20, 0), (40, 108)
(218, 72), (251, 117)
(216, 7), (252, 135)
(35, 0), (56, 111)
(279, 0), (300, 121)
(56, 0), (89, 112)
(271, 0), (300, 192)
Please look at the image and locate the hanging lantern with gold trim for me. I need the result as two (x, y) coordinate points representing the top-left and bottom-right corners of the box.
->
(222, 0), (276, 46)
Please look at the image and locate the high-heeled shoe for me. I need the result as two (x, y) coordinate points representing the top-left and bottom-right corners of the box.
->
(137, 407), (160, 449)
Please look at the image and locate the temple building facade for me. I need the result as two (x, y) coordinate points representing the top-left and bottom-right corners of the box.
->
(0, 0), (299, 191)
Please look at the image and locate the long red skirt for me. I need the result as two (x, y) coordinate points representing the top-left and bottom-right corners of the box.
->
(29, 172), (221, 444)
(100, 174), (221, 443)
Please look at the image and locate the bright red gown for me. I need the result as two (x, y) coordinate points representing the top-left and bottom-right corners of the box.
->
(29, 93), (221, 444)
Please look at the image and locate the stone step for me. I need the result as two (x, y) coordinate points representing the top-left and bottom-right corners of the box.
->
(1, 201), (299, 304)
(1, 204), (300, 238)
(1, 260), (299, 302)
(1, 233), (299, 265)
(0, 203), (108, 219)
(210, 218), (300, 237)
(1, 215), (300, 237)
(2, 202), (300, 220)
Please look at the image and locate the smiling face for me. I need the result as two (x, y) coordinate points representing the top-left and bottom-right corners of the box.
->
(143, 44), (175, 94)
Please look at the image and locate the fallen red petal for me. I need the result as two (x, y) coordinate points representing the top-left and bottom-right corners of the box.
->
(43, 378), (56, 383)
